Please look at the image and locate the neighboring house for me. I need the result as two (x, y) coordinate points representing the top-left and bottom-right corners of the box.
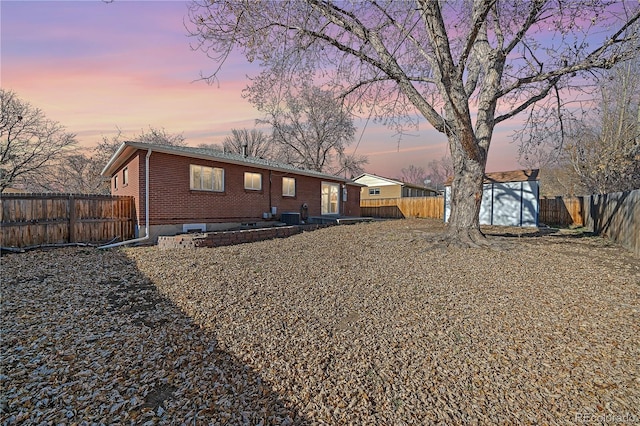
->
(101, 141), (362, 242)
(444, 169), (540, 227)
(354, 173), (439, 200)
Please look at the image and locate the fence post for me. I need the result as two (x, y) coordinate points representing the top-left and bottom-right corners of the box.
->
(68, 195), (76, 243)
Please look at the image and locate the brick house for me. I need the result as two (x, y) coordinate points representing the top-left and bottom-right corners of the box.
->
(101, 141), (362, 242)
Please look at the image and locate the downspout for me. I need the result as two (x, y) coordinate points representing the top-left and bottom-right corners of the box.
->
(99, 148), (152, 249)
(269, 170), (273, 217)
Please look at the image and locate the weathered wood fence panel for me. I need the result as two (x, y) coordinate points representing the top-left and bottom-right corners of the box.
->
(360, 197), (444, 219)
(584, 189), (640, 257)
(539, 197), (584, 227)
(1, 193), (136, 248)
(363, 197), (585, 224)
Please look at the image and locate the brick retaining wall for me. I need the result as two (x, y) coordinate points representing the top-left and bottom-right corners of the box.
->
(158, 223), (333, 249)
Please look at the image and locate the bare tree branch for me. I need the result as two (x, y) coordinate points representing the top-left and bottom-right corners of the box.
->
(1, 89), (77, 191)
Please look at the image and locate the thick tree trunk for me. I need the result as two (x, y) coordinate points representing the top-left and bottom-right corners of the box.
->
(446, 130), (488, 247)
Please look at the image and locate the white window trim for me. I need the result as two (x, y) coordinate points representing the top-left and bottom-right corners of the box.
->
(369, 187), (380, 195)
(190, 164), (225, 192)
(282, 177), (296, 197)
(321, 181), (340, 215)
(244, 172), (262, 190)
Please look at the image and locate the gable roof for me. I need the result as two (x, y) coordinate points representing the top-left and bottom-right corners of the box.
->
(353, 172), (437, 192)
(101, 141), (361, 184)
(444, 169), (539, 186)
(354, 173), (405, 186)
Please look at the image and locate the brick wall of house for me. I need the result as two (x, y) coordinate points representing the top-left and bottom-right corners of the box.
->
(111, 151), (143, 223)
(110, 150), (361, 227)
(269, 171), (323, 216)
(344, 185), (362, 216)
(146, 152), (271, 225)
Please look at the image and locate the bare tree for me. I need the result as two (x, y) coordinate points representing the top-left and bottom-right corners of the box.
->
(564, 59), (640, 194)
(94, 126), (187, 172)
(197, 142), (224, 151)
(222, 128), (272, 157)
(331, 151), (369, 179)
(26, 152), (107, 194)
(189, 0), (640, 246)
(36, 126), (189, 195)
(253, 85), (358, 172)
(400, 165), (427, 185)
(425, 155), (454, 191)
(135, 126), (186, 146)
(521, 56), (640, 195)
(537, 163), (587, 197)
(0, 90), (77, 191)
(92, 128), (127, 176)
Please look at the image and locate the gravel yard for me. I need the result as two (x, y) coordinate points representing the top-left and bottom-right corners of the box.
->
(2, 218), (639, 425)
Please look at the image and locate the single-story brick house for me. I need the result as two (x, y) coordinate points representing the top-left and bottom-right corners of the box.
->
(101, 142), (362, 242)
(354, 173), (439, 200)
(444, 169), (540, 227)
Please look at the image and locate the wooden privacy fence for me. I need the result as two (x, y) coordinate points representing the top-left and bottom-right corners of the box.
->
(584, 189), (640, 257)
(1, 193), (136, 248)
(539, 197), (584, 227)
(362, 196), (587, 226)
(360, 197), (444, 219)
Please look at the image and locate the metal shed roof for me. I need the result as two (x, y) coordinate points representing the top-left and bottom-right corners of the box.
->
(444, 169), (539, 186)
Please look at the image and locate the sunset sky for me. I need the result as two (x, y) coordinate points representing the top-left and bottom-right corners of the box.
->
(3, 1), (533, 178)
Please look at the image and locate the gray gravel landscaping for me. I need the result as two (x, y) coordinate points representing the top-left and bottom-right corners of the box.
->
(2, 218), (639, 425)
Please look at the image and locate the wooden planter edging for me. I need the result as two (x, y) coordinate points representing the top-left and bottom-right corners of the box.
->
(157, 223), (334, 249)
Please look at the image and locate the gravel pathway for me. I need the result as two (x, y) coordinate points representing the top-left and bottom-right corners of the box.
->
(2, 219), (639, 425)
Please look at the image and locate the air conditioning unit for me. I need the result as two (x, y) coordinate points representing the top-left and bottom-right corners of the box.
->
(280, 212), (301, 225)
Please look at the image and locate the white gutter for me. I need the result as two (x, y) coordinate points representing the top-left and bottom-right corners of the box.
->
(99, 148), (152, 249)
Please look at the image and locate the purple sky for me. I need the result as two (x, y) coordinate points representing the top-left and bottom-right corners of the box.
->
(2, 0), (528, 178)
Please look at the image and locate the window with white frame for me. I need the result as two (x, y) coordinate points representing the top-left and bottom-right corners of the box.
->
(123, 167), (128, 186)
(114, 175), (118, 190)
(190, 164), (224, 192)
(244, 172), (262, 190)
(369, 187), (380, 195)
(282, 177), (296, 197)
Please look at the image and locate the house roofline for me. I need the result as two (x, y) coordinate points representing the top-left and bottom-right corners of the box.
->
(100, 142), (135, 177)
(101, 141), (360, 184)
(354, 172), (437, 192)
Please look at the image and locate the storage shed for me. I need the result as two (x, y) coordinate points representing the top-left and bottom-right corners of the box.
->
(444, 169), (540, 227)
